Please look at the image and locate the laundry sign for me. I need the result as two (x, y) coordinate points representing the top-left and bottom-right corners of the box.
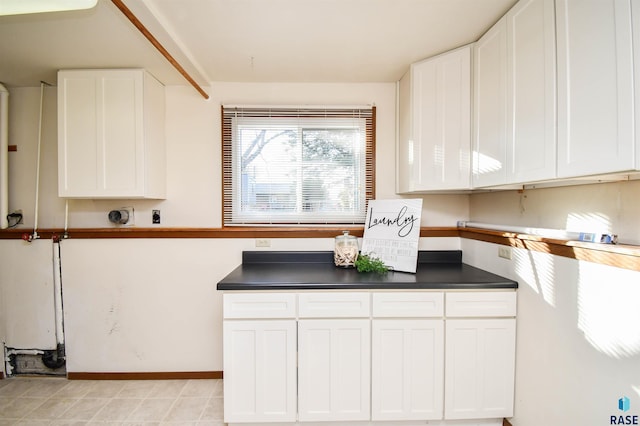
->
(360, 198), (423, 273)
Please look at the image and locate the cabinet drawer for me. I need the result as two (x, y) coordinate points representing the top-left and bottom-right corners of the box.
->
(373, 292), (444, 317)
(298, 292), (370, 318)
(446, 291), (516, 317)
(223, 293), (296, 319)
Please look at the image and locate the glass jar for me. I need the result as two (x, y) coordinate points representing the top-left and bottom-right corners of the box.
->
(334, 231), (359, 268)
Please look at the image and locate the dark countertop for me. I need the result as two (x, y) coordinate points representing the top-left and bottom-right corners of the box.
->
(217, 250), (518, 291)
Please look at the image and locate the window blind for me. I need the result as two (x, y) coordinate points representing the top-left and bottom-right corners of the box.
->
(222, 106), (375, 225)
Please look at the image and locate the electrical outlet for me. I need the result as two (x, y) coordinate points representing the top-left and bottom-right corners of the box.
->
(255, 238), (271, 247)
(152, 209), (161, 224)
(498, 246), (512, 260)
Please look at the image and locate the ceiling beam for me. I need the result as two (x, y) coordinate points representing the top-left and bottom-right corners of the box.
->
(111, 0), (209, 99)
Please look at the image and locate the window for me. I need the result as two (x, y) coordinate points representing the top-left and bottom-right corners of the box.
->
(222, 106), (375, 225)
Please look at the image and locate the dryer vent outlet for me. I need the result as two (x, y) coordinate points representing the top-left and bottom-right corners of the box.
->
(108, 207), (134, 226)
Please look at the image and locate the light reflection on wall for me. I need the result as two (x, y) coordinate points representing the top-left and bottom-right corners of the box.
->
(577, 261), (640, 358)
(566, 212), (612, 235)
(513, 248), (556, 307)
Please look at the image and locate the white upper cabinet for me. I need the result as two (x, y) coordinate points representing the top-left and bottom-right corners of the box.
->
(397, 45), (472, 192)
(473, 0), (556, 187)
(506, 0), (557, 183)
(556, 0), (634, 178)
(473, 18), (508, 188)
(58, 69), (166, 199)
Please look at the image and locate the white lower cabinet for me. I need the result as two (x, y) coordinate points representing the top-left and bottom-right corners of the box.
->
(371, 319), (444, 420)
(371, 291), (444, 421)
(445, 319), (516, 419)
(298, 319), (371, 421)
(223, 320), (297, 423)
(222, 293), (297, 423)
(222, 290), (516, 425)
(444, 292), (517, 420)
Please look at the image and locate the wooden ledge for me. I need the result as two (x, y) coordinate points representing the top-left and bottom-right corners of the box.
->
(0, 226), (459, 240)
(1, 226), (638, 271)
(460, 227), (640, 271)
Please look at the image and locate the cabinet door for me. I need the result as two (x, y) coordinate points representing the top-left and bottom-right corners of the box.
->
(59, 70), (144, 197)
(444, 318), (516, 420)
(223, 320), (297, 423)
(371, 319), (444, 421)
(397, 46), (471, 193)
(58, 73), (100, 196)
(473, 18), (508, 187)
(58, 69), (165, 199)
(556, 0), (634, 178)
(413, 46), (471, 191)
(298, 319), (370, 421)
(507, 0), (557, 183)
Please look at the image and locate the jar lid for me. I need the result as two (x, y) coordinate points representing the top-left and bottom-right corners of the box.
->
(335, 230), (354, 240)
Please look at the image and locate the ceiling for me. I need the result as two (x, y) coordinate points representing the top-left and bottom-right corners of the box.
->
(0, 0), (517, 90)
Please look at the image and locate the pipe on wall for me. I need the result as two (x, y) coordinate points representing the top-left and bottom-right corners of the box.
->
(0, 83), (8, 229)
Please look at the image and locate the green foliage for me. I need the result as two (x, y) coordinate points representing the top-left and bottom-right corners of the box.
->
(355, 254), (389, 274)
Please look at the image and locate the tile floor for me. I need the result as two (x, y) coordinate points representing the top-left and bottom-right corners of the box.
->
(0, 376), (225, 425)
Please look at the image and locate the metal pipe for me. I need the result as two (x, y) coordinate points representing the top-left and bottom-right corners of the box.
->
(0, 83), (8, 229)
(52, 242), (65, 348)
(31, 81), (50, 240)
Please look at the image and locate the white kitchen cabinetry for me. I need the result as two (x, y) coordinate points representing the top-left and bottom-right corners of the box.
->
(222, 290), (516, 425)
(506, 0), (556, 183)
(397, 45), (471, 192)
(222, 294), (297, 423)
(58, 69), (166, 198)
(444, 292), (517, 420)
(473, 0), (556, 187)
(298, 293), (370, 422)
(556, 0), (634, 178)
(371, 292), (444, 421)
(298, 319), (370, 421)
(473, 18), (508, 187)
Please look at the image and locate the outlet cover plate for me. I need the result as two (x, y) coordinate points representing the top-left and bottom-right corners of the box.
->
(152, 209), (161, 224)
(255, 238), (271, 247)
(498, 246), (512, 260)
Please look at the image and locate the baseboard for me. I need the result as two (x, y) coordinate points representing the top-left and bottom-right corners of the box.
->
(67, 371), (223, 380)
(503, 419), (513, 426)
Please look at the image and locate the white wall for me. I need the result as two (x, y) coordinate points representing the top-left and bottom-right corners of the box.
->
(4, 79), (640, 426)
(469, 180), (640, 245)
(0, 82), (468, 373)
(462, 239), (640, 426)
(60, 236), (459, 373)
(5, 83), (470, 229)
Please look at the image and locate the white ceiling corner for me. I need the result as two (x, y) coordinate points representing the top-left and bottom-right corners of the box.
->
(0, 0), (518, 88)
